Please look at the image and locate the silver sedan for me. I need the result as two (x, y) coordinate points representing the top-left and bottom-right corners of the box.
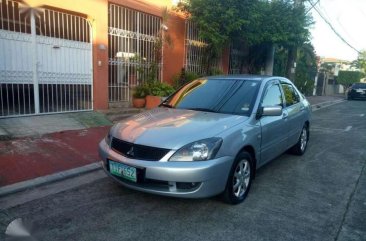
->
(99, 75), (311, 204)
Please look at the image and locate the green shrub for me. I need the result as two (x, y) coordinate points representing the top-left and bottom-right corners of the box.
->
(173, 68), (202, 89)
(209, 67), (224, 76)
(147, 81), (175, 97)
(133, 84), (149, 98)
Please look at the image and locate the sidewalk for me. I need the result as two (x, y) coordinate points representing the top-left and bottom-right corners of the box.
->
(0, 95), (346, 196)
(0, 125), (110, 188)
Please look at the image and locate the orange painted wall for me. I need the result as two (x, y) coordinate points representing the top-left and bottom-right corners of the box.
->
(163, 13), (186, 84)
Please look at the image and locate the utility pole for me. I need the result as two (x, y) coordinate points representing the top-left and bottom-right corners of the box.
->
(286, 0), (302, 80)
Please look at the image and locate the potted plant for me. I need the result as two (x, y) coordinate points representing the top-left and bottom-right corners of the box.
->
(145, 81), (175, 109)
(132, 84), (148, 108)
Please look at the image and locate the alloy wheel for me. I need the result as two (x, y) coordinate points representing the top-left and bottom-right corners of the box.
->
(300, 128), (308, 152)
(232, 159), (251, 198)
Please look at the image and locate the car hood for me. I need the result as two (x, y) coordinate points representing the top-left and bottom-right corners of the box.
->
(112, 108), (248, 150)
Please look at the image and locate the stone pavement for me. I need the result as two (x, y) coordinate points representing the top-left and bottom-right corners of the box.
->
(0, 111), (112, 140)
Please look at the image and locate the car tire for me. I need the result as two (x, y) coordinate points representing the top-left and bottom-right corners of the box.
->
(289, 124), (309, 155)
(222, 151), (253, 205)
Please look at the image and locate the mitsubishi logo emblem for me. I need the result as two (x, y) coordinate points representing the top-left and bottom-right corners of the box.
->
(127, 147), (134, 156)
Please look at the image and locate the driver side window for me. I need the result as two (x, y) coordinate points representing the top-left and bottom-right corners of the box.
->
(262, 84), (283, 107)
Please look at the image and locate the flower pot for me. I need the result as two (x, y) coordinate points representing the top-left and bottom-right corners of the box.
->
(132, 98), (145, 108)
(145, 95), (162, 109)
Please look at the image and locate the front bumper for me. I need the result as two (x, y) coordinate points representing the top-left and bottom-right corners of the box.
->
(349, 91), (366, 99)
(99, 139), (234, 198)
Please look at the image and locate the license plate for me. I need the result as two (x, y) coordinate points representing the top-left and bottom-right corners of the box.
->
(109, 160), (137, 182)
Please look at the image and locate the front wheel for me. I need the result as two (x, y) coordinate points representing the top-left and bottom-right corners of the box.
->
(290, 124), (309, 155)
(222, 152), (253, 205)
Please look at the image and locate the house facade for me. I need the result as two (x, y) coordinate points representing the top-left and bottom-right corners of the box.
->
(0, 0), (244, 118)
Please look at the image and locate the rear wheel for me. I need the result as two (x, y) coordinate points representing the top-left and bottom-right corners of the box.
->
(290, 124), (309, 155)
(223, 152), (253, 204)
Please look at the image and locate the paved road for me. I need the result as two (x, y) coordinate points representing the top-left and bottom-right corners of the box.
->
(1, 100), (366, 241)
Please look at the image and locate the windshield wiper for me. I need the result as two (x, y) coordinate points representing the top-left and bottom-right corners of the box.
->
(187, 107), (215, 113)
(160, 103), (174, 108)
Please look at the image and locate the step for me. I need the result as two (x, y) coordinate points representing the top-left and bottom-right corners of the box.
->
(105, 108), (144, 115)
(108, 102), (130, 109)
(104, 108), (146, 123)
(108, 113), (139, 123)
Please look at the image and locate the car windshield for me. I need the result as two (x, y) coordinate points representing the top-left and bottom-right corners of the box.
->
(162, 79), (260, 116)
(353, 83), (366, 88)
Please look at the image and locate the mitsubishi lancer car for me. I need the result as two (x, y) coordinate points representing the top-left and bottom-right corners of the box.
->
(99, 75), (311, 204)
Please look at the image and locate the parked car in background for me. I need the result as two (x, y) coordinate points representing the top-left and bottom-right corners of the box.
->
(346, 82), (366, 100)
(99, 75), (312, 204)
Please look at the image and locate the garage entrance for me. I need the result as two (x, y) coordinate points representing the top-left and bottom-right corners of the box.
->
(0, 0), (93, 117)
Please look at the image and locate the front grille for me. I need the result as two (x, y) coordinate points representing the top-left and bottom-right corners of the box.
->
(111, 138), (170, 161)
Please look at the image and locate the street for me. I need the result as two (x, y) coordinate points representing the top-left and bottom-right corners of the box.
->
(1, 100), (366, 241)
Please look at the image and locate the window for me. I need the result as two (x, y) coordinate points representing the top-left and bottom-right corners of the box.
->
(353, 83), (366, 88)
(163, 79), (260, 116)
(262, 84), (283, 107)
(281, 84), (300, 107)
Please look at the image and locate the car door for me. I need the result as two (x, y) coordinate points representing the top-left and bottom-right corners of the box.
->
(280, 82), (304, 147)
(259, 81), (289, 165)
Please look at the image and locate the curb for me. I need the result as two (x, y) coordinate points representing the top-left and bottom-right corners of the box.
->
(311, 99), (345, 111)
(0, 162), (102, 197)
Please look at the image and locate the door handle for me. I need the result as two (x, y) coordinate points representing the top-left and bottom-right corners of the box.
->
(282, 112), (288, 119)
(300, 106), (305, 111)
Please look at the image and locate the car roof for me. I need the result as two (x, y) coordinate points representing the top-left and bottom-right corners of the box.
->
(206, 74), (287, 82)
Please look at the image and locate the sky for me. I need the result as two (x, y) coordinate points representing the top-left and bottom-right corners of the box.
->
(309, 0), (366, 61)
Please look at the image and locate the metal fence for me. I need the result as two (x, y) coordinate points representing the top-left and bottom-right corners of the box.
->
(184, 20), (222, 75)
(0, 0), (93, 117)
(108, 4), (162, 102)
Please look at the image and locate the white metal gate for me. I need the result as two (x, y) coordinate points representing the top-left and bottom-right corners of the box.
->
(0, 0), (93, 117)
(108, 4), (162, 102)
(184, 20), (222, 75)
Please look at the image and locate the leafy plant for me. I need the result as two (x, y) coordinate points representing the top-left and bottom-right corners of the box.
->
(147, 81), (175, 97)
(172, 68), (202, 89)
(133, 84), (149, 98)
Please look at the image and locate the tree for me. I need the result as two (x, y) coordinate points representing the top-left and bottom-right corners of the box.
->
(337, 71), (365, 88)
(177, 0), (312, 73)
(351, 50), (366, 73)
(294, 44), (317, 95)
(274, 43), (318, 95)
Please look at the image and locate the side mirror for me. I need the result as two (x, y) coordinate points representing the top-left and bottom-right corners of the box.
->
(256, 106), (283, 119)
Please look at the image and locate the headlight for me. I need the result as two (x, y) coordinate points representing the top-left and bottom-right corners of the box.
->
(169, 138), (223, 162)
(105, 129), (112, 147)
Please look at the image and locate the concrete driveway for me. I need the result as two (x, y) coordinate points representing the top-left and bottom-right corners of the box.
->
(0, 100), (365, 241)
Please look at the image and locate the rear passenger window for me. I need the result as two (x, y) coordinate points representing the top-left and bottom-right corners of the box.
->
(281, 84), (300, 107)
